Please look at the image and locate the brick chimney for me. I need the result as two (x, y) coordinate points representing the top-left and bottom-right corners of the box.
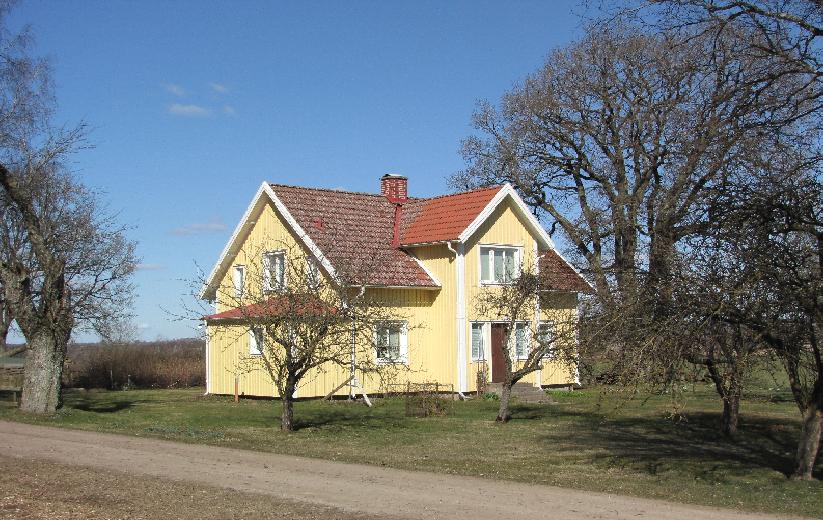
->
(380, 174), (408, 203)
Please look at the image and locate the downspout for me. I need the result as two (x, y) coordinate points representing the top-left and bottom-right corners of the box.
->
(454, 241), (468, 395)
(445, 241), (468, 399)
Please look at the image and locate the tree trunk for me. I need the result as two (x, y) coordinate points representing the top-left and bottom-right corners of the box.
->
(280, 378), (296, 432)
(705, 351), (742, 436)
(20, 331), (67, 414)
(496, 381), (513, 422)
(721, 392), (741, 436)
(793, 399), (821, 480)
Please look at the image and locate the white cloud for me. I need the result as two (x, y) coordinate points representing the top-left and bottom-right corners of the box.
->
(170, 221), (227, 236)
(135, 263), (164, 271)
(138, 323), (151, 330)
(168, 103), (211, 117)
(210, 82), (229, 94)
(222, 105), (236, 116)
(164, 83), (186, 96)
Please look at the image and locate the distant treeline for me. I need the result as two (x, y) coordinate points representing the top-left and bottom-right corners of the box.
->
(64, 338), (205, 390)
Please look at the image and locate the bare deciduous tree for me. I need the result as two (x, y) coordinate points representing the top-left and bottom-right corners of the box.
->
(709, 162), (822, 479)
(453, 22), (815, 305)
(0, 4), (137, 413)
(473, 267), (578, 422)
(205, 240), (409, 432)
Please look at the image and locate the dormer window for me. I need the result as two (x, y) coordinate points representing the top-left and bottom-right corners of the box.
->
(262, 251), (286, 291)
(480, 246), (520, 284)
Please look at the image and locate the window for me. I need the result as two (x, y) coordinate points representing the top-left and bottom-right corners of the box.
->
(263, 251), (286, 291)
(233, 265), (245, 299)
(537, 322), (556, 359)
(480, 246), (519, 283)
(374, 321), (408, 363)
(249, 327), (263, 356)
(471, 323), (485, 361)
(514, 323), (530, 360)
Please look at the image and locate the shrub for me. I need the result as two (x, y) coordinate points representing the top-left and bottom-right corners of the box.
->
(64, 339), (205, 389)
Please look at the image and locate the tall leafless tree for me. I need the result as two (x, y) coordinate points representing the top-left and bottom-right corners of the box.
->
(454, 23), (815, 305)
(0, 3), (137, 413)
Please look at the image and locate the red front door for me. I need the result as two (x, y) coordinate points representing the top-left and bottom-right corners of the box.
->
(490, 324), (508, 383)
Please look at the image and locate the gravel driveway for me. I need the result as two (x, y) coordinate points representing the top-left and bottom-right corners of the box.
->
(0, 421), (806, 520)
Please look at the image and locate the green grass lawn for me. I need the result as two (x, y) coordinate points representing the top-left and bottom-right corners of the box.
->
(1, 385), (820, 517)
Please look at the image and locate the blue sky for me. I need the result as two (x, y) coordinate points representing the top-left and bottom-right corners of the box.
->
(7, 0), (585, 341)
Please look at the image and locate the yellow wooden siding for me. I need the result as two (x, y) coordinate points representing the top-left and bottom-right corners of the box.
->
(214, 200), (307, 314)
(462, 199), (577, 390)
(206, 194), (576, 398)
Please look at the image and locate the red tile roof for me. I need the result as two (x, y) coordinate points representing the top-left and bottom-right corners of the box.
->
(400, 186), (501, 245)
(261, 183), (588, 293)
(271, 185), (438, 287)
(539, 250), (592, 293)
(204, 295), (338, 321)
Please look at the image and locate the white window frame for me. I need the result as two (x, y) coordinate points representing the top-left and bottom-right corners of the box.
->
(373, 321), (408, 364)
(249, 327), (263, 356)
(262, 250), (286, 292)
(232, 265), (246, 299)
(479, 244), (522, 285)
(470, 322), (486, 362)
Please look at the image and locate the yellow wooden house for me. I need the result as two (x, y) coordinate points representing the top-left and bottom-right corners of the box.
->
(200, 175), (590, 398)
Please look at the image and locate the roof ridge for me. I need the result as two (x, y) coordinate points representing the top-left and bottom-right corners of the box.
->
(270, 182), (502, 202)
(269, 183), (424, 200)
(415, 184), (502, 203)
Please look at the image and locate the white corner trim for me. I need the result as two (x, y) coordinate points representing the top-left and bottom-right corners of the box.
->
(204, 320), (211, 394)
(455, 242), (467, 393)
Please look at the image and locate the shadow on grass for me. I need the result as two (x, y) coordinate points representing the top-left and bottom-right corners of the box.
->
(530, 403), (820, 480)
(70, 397), (135, 413)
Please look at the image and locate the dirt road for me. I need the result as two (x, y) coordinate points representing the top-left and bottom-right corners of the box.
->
(0, 421), (805, 520)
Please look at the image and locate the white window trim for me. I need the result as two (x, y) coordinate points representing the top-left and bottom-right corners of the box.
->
(249, 327), (263, 357)
(233, 265), (246, 299)
(373, 321), (408, 365)
(262, 250), (287, 292)
(478, 244), (522, 285)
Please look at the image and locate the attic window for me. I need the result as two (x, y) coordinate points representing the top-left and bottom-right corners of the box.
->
(480, 246), (520, 284)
